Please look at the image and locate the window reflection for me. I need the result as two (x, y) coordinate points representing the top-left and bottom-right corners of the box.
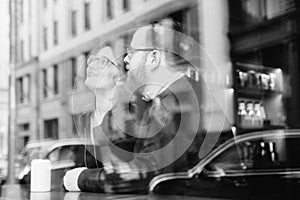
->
(235, 0), (296, 26)
(242, 0), (263, 22)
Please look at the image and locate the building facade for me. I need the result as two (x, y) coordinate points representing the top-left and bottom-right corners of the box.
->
(0, 0), (10, 159)
(0, 69), (9, 158)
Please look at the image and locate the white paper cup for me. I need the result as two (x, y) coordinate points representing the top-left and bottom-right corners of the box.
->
(30, 159), (51, 192)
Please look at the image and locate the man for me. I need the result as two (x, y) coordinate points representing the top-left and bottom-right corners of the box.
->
(64, 19), (203, 193)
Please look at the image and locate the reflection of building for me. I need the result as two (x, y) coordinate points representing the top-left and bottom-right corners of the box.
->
(228, 0), (300, 130)
(0, 0), (10, 159)
(10, 0), (201, 152)
(0, 72), (8, 158)
(11, 0), (299, 153)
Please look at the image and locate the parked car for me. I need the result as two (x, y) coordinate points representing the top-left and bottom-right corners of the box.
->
(150, 129), (300, 199)
(17, 139), (56, 177)
(18, 138), (102, 189)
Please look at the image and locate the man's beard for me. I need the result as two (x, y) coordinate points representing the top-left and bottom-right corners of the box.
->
(125, 56), (149, 94)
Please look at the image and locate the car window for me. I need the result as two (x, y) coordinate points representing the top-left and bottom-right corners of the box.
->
(205, 145), (245, 172)
(205, 136), (300, 173)
(58, 146), (76, 162)
(48, 148), (60, 162)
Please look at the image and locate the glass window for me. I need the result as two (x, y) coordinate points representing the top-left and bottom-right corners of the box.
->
(241, 0), (264, 22)
(43, 27), (48, 50)
(206, 145), (244, 172)
(58, 146), (76, 161)
(44, 118), (58, 139)
(48, 148), (60, 162)
(43, 0), (47, 9)
(235, 0), (296, 26)
(83, 51), (90, 79)
(106, 0), (112, 19)
(53, 21), (58, 45)
(265, 0), (295, 19)
(17, 77), (24, 103)
(24, 74), (31, 102)
(29, 35), (32, 58)
(84, 2), (91, 30)
(20, 40), (24, 62)
(71, 57), (77, 89)
(20, 0), (23, 23)
(71, 10), (77, 37)
(28, 0), (31, 19)
(42, 69), (48, 98)
(123, 0), (130, 12)
(53, 64), (59, 94)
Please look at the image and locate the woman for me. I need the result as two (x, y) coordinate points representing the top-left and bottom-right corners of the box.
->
(84, 46), (125, 143)
(65, 46), (136, 192)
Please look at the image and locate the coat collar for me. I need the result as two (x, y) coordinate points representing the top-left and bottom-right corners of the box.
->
(141, 72), (185, 101)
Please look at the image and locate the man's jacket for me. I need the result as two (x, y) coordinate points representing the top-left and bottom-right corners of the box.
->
(76, 75), (204, 193)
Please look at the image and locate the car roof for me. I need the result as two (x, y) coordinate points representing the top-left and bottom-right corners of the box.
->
(46, 138), (94, 153)
(24, 140), (56, 149)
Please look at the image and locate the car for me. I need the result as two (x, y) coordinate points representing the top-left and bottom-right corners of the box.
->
(18, 138), (102, 189)
(17, 139), (56, 177)
(150, 129), (300, 199)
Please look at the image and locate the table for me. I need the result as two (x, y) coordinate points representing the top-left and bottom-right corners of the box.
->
(0, 185), (222, 200)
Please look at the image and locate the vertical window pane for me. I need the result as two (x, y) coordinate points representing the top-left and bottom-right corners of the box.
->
(28, 0), (31, 19)
(106, 0), (112, 19)
(28, 74), (31, 102)
(44, 0), (47, 9)
(84, 51), (90, 79)
(20, 40), (24, 62)
(123, 0), (129, 12)
(43, 27), (48, 50)
(17, 78), (24, 103)
(42, 69), (48, 97)
(20, 0), (23, 23)
(71, 10), (77, 36)
(24, 74), (31, 102)
(53, 21), (58, 45)
(29, 35), (32, 58)
(20, 77), (24, 103)
(84, 2), (91, 30)
(53, 64), (59, 94)
(71, 57), (77, 89)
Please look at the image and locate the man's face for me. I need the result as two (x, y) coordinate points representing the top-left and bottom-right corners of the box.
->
(124, 47), (151, 87)
(85, 56), (120, 90)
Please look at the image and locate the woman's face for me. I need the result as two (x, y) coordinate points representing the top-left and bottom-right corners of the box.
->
(85, 56), (120, 90)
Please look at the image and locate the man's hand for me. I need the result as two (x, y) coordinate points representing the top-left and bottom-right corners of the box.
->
(63, 167), (87, 192)
(103, 152), (141, 181)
